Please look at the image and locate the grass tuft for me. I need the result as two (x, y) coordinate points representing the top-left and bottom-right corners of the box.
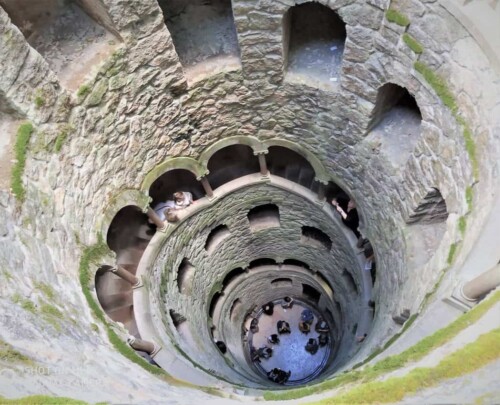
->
(77, 85), (91, 98)
(458, 216), (467, 236)
(385, 9), (410, 27)
(10, 122), (34, 202)
(0, 395), (87, 404)
(447, 242), (458, 264)
(0, 340), (33, 364)
(465, 186), (474, 212)
(54, 131), (68, 153)
(34, 282), (56, 301)
(402, 33), (423, 54)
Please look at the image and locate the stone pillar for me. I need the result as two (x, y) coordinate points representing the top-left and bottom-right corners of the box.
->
(199, 176), (214, 198)
(255, 152), (269, 176)
(461, 263), (500, 301)
(127, 337), (160, 356)
(146, 207), (166, 231)
(111, 265), (141, 288)
(317, 182), (326, 201)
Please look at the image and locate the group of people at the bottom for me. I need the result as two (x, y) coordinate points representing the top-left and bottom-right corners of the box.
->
(249, 298), (331, 384)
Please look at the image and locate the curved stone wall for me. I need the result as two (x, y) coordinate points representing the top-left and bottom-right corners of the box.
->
(0, 0), (499, 402)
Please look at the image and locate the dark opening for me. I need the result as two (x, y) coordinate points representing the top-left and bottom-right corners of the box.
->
(169, 309), (187, 328)
(283, 259), (311, 270)
(302, 284), (321, 303)
(177, 258), (195, 294)
(407, 188), (448, 225)
(206, 144), (260, 190)
(267, 146), (317, 190)
(157, 0), (240, 67)
(149, 169), (204, 207)
(209, 292), (222, 318)
(342, 268), (358, 294)
(271, 278), (293, 287)
(283, 2), (346, 85)
(352, 323), (358, 335)
(247, 204), (280, 232)
(205, 224), (231, 254)
(106, 205), (149, 254)
(230, 298), (242, 321)
(301, 226), (332, 250)
(249, 258), (277, 268)
(222, 268), (246, 289)
(368, 83), (422, 132)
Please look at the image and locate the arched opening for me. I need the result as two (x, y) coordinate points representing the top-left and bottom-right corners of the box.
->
(283, 259), (311, 270)
(149, 169), (204, 208)
(169, 309), (187, 329)
(230, 298), (242, 321)
(267, 146), (317, 190)
(0, 0), (120, 91)
(157, 0), (241, 71)
(271, 278), (293, 287)
(222, 267), (246, 290)
(342, 268), (358, 295)
(366, 84), (422, 166)
(247, 204), (280, 232)
(206, 144), (260, 190)
(283, 2), (346, 87)
(209, 292), (222, 319)
(302, 284), (321, 304)
(177, 258), (195, 295)
(301, 226), (332, 251)
(249, 258), (277, 268)
(407, 188), (448, 225)
(205, 225), (231, 255)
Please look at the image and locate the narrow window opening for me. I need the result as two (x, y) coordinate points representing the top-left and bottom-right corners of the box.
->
(283, 2), (346, 89)
(248, 204), (280, 232)
(157, 0), (241, 76)
(230, 298), (242, 321)
(283, 259), (310, 270)
(222, 268), (245, 289)
(302, 284), (321, 304)
(271, 278), (293, 287)
(342, 268), (358, 294)
(169, 309), (187, 329)
(301, 226), (332, 250)
(205, 225), (230, 255)
(209, 292), (222, 319)
(177, 258), (195, 294)
(249, 258), (276, 268)
(149, 168), (204, 208)
(267, 146), (316, 190)
(407, 188), (448, 224)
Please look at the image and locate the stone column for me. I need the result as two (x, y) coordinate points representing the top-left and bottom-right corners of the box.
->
(199, 176), (214, 198)
(255, 152), (269, 176)
(127, 337), (160, 356)
(146, 207), (166, 231)
(317, 182), (326, 201)
(461, 263), (500, 301)
(111, 265), (141, 288)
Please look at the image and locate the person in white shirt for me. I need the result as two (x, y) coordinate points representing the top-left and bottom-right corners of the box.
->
(173, 191), (193, 209)
(153, 200), (175, 221)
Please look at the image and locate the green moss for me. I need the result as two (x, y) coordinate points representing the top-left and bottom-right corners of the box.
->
(77, 85), (91, 98)
(414, 62), (478, 180)
(0, 395), (88, 404)
(402, 33), (423, 54)
(0, 340), (33, 364)
(313, 328), (500, 404)
(10, 122), (34, 202)
(54, 131), (68, 153)
(34, 282), (56, 301)
(78, 237), (188, 383)
(3, 270), (13, 281)
(91, 323), (99, 332)
(447, 242), (458, 264)
(34, 96), (45, 108)
(465, 186), (474, 212)
(385, 9), (410, 27)
(21, 298), (36, 313)
(264, 290), (500, 401)
(458, 216), (467, 236)
(40, 302), (62, 318)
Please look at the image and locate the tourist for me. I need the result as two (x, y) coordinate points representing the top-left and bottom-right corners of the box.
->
(356, 333), (367, 343)
(299, 321), (311, 334)
(258, 346), (273, 359)
(152, 200), (175, 221)
(318, 334), (329, 347)
(165, 208), (179, 223)
(301, 308), (314, 325)
(315, 319), (330, 334)
(250, 346), (260, 363)
(305, 338), (319, 355)
(173, 191), (193, 209)
(267, 334), (280, 345)
(250, 318), (259, 333)
(277, 320), (291, 334)
(263, 301), (274, 316)
(281, 296), (294, 309)
(332, 198), (360, 238)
